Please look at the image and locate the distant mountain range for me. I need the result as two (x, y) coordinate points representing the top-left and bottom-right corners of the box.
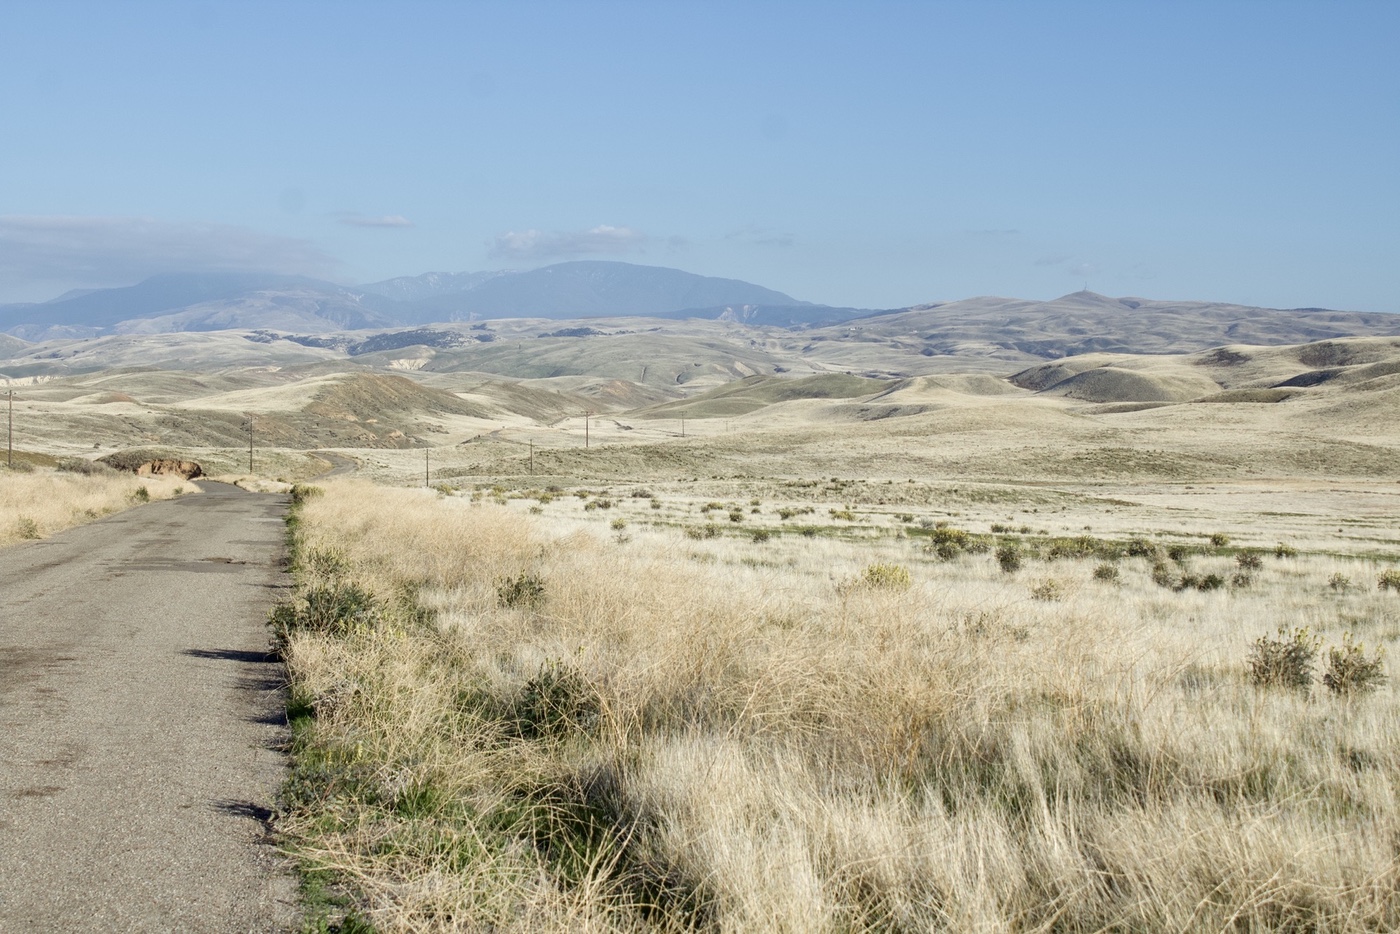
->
(0, 261), (817, 340)
(2, 262), (1398, 368)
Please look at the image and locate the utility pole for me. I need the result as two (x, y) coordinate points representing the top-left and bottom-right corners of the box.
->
(425, 448), (430, 487)
(681, 417), (686, 438)
(246, 416), (254, 473)
(529, 439), (534, 475)
(6, 390), (12, 469)
(584, 412), (590, 449)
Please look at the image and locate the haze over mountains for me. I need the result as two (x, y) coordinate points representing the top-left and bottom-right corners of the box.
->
(1, 261), (1398, 383)
(0, 261), (815, 340)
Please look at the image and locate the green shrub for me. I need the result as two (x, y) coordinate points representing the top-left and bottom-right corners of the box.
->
(1126, 537), (1157, 558)
(1167, 543), (1192, 563)
(1328, 572), (1351, 591)
(796, 526), (820, 538)
(1046, 535), (1111, 560)
(1231, 571), (1254, 589)
(1237, 551), (1264, 571)
(829, 508), (856, 521)
(650, 499), (662, 510)
(750, 529), (771, 544)
(700, 502), (724, 514)
(290, 484), (324, 505)
(510, 661), (599, 739)
(684, 525), (719, 540)
(728, 510), (744, 523)
(1092, 562), (1120, 583)
(610, 518), (627, 531)
(859, 563), (911, 590)
(270, 582), (378, 647)
(1151, 561), (1176, 589)
(996, 542), (1023, 574)
(1030, 579), (1063, 601)
(1378, 569), (1400, 592)
(1275, 542), (1299, 559)
(1210, 532), (1231, 547)
(1196, 573), (1225, 592)
(1248, 627), (1320, 690)
(497, 573), (546, 609)
(1322, 634), (1387, 696)
(15, 516), (40, 540)
(131, 485), (151, 503)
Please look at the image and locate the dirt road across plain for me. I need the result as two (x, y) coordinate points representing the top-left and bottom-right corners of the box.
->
(0, 483), (297, 932)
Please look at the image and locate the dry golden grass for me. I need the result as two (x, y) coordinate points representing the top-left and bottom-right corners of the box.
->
(0, 466), (189, 546)
(280, 480), (1400, 932)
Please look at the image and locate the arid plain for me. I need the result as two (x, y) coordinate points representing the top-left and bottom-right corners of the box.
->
(5, 310), (1400, 930)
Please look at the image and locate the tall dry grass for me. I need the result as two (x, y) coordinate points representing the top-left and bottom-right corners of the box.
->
(280, 480), (1400, 932)
(0, 466), (189, 547)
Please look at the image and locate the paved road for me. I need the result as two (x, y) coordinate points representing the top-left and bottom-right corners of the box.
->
(0, 483), (297, 932)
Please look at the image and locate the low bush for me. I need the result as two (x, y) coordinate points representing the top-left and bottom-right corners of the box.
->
(1237, 551), (1264, 571)
(995, 542), (1023, 573)
(1328, 572), (1351, 591)
(497, 573), (546, 609)
(1209, 532), (1231, 547)
(1275, 542), (1299, 559)
(1092, 562), (1120, 583)
(1378, 569), (1400, 592)
(749, 529), (771, 544)
(1247, 627), (1320, 689)
(1322, 634), (1387, 696)
(857, 562), (911, 590)
(510, 661), (600, 739)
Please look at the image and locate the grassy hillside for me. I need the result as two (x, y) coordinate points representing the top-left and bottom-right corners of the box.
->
(276, 480), (1400, 932)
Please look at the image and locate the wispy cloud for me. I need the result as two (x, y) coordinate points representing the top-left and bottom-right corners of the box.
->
(489, 225), (649, 261)
(337, 213), (414, 228)
(0, 215), (338, 293)
(724, 224), (795, 248)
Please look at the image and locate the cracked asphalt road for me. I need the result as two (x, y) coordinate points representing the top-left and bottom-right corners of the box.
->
(0, 482), (297, 932)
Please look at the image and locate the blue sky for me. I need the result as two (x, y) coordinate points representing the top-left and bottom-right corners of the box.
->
(1, 1), (1396, 311)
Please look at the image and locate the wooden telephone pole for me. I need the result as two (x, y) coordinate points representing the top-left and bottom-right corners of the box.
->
(245, 415), (254, 473)
(6, 390), (12, 469)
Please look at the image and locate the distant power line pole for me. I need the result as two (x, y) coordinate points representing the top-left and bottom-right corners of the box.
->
(425, 448), (430, 487)
(6, 390), (12, 469)
(584, 412), (591, 449)
(245, 416), (254, 473)
(529, 439), (534, 475)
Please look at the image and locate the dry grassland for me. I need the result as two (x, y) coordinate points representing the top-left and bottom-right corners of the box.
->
(0, 466), (190, 547)
(279, 480), (1400, 932)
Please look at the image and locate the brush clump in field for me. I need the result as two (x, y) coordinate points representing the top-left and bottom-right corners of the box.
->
(277, 480), (1400, 934)
(1323, 633), (1387, 696)
(1248, 627), (1321, 689)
